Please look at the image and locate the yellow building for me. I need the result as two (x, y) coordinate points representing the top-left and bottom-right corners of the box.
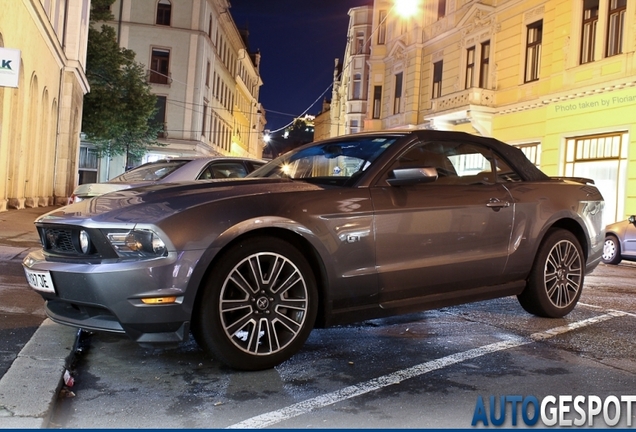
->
(360, 0), (634, 225)
(0, 0), (90, 211)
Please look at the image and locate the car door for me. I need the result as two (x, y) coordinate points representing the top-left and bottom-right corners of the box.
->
(622, 219), (636, 257)
(370, 139), (515, 308)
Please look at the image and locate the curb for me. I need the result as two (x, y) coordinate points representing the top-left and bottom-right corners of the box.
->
(0, 207), (78, 427)
(0, 320), (78, 428)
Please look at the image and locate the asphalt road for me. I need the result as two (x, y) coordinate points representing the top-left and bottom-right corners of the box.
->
(45, 262), (636, 428)
(0, 260), (46, 378)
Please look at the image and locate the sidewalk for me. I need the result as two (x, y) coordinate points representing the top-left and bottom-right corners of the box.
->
(0, 206), (79, 428)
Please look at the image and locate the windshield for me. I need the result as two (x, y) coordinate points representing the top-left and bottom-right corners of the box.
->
(111, 160), (190, 183)
(250, 137), (399, 184)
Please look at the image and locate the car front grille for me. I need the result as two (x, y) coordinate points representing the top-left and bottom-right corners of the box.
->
(36, 224), (126, 262)
(41, 227), (76, 254)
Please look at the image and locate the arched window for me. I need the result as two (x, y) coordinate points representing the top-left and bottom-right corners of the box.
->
(156, 0), (171, 26)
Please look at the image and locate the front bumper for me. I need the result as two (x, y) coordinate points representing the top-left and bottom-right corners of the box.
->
(22, 248), (204, 345)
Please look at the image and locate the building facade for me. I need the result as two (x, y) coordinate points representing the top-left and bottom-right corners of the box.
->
(331, 6), (374, 138)
(334, 0), (635, 225)
(0, 0), (91, 211)
(85, 0), (265, 182)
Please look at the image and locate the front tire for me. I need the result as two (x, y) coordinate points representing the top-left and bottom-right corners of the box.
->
(601, 235), (622, 265)
(193, 237), (318, 370)
(517, 229), (584, 318)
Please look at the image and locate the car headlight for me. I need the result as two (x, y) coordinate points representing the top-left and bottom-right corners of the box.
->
(102, 229), (167, 259)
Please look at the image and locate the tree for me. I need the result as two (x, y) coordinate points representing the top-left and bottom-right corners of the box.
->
(265, 117), (315, 158)
(285, 117), (315, 147)
(82, 0), (164, 166)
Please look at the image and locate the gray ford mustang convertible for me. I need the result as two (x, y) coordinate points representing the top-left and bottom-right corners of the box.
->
(23, 130), (604, 370)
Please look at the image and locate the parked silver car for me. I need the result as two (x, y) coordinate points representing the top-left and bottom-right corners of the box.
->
(602, 216), (636, 265)
(70, 156), (266, 202)
(23, 130), (604, 370)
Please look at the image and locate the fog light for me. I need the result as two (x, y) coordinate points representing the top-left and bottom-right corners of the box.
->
(141, 297), (177, 305)
(79, 230), (90, 254)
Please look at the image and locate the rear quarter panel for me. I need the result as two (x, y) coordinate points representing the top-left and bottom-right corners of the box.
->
(502, 180), (604, 279)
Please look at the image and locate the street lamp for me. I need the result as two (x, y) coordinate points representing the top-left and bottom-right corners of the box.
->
(395, 0), (420, 18)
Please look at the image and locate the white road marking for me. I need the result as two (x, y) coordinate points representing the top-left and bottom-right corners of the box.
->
(227, 312), (625, 429)
(580, 302), (636, 318)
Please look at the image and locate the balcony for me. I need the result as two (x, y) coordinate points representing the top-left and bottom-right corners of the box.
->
(430, 88), (495, 113)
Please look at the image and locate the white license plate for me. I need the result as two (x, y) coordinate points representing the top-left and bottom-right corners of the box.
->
(24, 268), (56, 293)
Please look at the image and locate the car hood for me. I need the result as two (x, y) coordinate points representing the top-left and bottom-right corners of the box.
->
(605, 219), (630, 231)
(39, 178), (326, 226)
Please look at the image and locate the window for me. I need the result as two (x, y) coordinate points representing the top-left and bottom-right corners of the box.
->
(479, 41), (490, 88)
(150, 49), (170, 84)
(152, 96), (167, 137)
(390, 141), (520, 186)
(393, 72), (403, 114)
(378, 10), (387, 45)
(465, 47), (475, 89)
(356, 31), (365, 54)
(524, 21), (542, 83)
(202, 104), (208, 137)
(349, 119), (360, 134)
(199, 162), (248, 180)
(432, 61), (443, 98)
(206, 61), (210, 87)
(581, 0), (598, 64)
(352, 74), (362, 99)
(606, 0), (626, 57)
(208, 15), (213, 39)
(437, 0), (446, 20)
(256, 137), (400, 182)
(156, 0), (171, 26)
(515, 143), (541, 167)
(400, 18), (407, 35)
(565, 132), (627, 225)
(78, 147), (99, 184)
(372, 86), (382, 119)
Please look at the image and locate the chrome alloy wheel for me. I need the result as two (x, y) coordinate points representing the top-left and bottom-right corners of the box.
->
(543, 239), (583, 308)
(219, 252), (309, 356)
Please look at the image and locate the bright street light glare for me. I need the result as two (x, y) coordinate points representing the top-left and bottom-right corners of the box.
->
(395, 0), (419, 17)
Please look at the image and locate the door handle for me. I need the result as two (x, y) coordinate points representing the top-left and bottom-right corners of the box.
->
(486, 198), (510, 209)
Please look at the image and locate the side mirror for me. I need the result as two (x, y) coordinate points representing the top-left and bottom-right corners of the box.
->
(628, 215), (636, 224)
(386, 167), (438, 186)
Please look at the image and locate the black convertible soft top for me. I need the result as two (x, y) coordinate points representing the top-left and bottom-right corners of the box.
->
(407, 130), (551, 182)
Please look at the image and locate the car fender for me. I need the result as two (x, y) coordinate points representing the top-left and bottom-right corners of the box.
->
(182, 215), (336, 317)
(531, 208), (603, 273)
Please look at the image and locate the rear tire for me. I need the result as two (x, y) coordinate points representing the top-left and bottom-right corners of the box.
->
(517, 229), (584, 318)
(192, 237), (318, 370)
(601, 235), (622, 265)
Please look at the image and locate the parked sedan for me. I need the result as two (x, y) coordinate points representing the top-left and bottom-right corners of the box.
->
(70, 156), (266, 202)
(602, 216), (636, 265)
(23, 130), (604, 370)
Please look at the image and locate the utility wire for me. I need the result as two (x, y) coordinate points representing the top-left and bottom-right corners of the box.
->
(266, 4), (397, 135)
(147, 5), (400, 136)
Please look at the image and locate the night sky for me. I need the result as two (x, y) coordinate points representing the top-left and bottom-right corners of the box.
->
(230, 0), (371, 132)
